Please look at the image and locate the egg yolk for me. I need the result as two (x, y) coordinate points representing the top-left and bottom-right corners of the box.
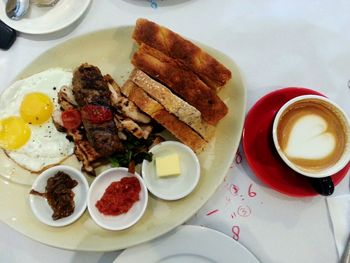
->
(0, 117), (31, 150)
(20, 92), (53, 125)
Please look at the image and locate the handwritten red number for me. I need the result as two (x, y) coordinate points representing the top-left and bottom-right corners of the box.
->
(232, 225), (240, 241)
(248, 184), (256, 197)
(235, 150), (242, 164)
(230, 184), (239, 196)
(237, 205), (251, 217)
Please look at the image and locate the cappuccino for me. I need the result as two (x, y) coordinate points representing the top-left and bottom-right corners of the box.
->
(273, 95), (350, 177)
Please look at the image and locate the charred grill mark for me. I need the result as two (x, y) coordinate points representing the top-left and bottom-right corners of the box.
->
(72, 64), (124, 157)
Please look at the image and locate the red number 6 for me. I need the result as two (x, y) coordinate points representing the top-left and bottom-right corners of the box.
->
(248, 184), (256, 197)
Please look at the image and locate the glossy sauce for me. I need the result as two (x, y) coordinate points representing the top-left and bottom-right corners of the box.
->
(30, 171), (78, 220)
(96, 177), (141, 216)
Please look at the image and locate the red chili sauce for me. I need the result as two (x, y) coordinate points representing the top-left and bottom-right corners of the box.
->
(96, 177), (141, 216)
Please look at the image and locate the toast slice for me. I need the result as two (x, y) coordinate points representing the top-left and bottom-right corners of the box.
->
(130, 69), (215, 141)
(132, 44), (228, 126)
(132, 18), (232, 91)
(121, 80), (207, 153)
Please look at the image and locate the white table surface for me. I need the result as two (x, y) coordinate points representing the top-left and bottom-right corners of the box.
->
(1, 0), (350, 262)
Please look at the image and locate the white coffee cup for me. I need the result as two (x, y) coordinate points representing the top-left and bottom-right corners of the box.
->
(272, 95), (350, 178)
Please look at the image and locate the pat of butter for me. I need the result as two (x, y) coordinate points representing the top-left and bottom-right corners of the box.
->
(155, 153), (181, 177)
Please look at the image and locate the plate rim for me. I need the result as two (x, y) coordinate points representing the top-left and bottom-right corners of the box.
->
(114, 225), (260, 263)
(0, 0), (92, 35)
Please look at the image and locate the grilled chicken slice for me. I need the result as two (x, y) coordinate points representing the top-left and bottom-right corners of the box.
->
(55, 87), (101, 175)
(67, 129), (101, 176)
(114, 115), (153, 139)
(59, 85), (77, 106)
(104, 74), (151, 124)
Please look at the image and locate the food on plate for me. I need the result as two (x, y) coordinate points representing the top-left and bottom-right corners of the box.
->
(127, 19), (232, 152)
(53, 64), (158, 175)
(121, 80), (207, 153)
(155, 153), (181, 177)
(20, 92), (54, 125)
(1, 19), (231, 178)
(0, 117), (31, 150)
(72, 64), (124, 157)
(132, 18), (232, 91)
(131, 43), (228, 125)
(0, 68), (74, 172)
(30, 171), (78, 220)
(104, 74), (154, 139)
(129, 69), (215, 141)
(95, 176), (141, 216)
(61, 108), (82, 130)
(87, 168), (148, 230)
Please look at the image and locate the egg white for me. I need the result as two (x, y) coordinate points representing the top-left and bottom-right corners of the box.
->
(0, 68), (75, 172)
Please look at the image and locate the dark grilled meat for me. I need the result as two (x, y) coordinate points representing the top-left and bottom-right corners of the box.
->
(72, 64), (123, 157)
(82, 119), (123, 156)
(73, 64), (111, 107)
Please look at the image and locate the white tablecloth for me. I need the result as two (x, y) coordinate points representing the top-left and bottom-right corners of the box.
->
(1, 0), (350, 262)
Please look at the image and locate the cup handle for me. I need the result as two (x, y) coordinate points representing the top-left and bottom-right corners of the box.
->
(309, 176), (334, 196)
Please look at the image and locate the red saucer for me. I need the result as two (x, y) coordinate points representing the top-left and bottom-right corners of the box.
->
(242, 87), (350, 197)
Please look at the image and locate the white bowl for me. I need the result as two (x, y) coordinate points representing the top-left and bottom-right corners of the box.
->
(87, 168), (148, 231)
(142, 141), (200, 200)
(29, 165), (89, 227)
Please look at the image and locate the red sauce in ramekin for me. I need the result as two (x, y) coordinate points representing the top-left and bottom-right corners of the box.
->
(95, 177), (141, 216)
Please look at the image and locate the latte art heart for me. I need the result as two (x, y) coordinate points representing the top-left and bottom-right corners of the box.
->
(284, 115), (336, 160)
(276, 97), (348, 174)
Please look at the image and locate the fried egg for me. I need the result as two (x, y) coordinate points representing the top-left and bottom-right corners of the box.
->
(0, 68), (74, 172)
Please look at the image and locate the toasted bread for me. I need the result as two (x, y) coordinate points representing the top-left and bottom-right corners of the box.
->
(132, 44), (228, 126)
(122, 80), (163, 115)
(121, 80), (207, 153)
(130, 69), (215, 141)
(133, 18), (232, 91)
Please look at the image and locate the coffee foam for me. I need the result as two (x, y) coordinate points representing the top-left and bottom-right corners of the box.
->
(277, 99), (347, 172)
(284, 114), (336, 159)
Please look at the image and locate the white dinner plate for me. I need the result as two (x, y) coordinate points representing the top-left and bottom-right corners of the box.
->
(114, 225), (260, 263)
(0, 0), (91, 34)
(0, 26), (246, 251)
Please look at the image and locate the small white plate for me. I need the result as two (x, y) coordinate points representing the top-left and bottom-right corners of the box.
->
(29, 165), (89, 227)
(114, 225), (260, 263)
(0, 0), (91, 34)
(142, 141), (200, 200)
(87, 168), (148, 231)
